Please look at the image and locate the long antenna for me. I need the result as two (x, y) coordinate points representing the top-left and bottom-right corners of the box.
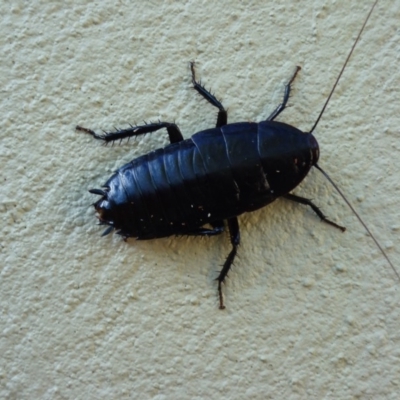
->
(311, 0), (399, 281)
(315, 164), (400, 281)
(309, 0), (378, 134)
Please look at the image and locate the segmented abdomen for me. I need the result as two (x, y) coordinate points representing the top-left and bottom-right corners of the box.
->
(96, 135), (236, 239)
(95, 121), (314, 239)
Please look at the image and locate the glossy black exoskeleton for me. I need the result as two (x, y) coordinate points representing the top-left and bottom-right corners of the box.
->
(78, 0), (398, 309)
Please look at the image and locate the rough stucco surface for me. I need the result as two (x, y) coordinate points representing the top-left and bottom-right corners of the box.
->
(1, 1), (400, 398)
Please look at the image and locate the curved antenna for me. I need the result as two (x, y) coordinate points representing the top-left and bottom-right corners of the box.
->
(309, 0), (378, 134)
(315, 164), (400, 282)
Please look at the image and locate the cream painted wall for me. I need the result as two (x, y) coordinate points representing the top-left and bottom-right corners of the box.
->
(1, 1), (399, 398)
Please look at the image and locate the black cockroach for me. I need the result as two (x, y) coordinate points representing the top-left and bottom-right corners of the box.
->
(77, 0), (398, 309)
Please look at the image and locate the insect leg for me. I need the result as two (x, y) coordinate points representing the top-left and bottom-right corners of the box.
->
(216, 217), (240, 309)
(185, 220), (225, 236)
(283, 193), (346, 232)
(267, 66), (301, 121)
(76, 121), (184, 144)
(190, 62), (227, 127)
(210, 220), (224, 232)
(186, 227), (224, 237)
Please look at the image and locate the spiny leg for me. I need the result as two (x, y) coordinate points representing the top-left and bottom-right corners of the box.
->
(190, 62), (228, 127)
(217, 217), (240, 310)
(76, 121), (184, 145)
(267, 66), (301, 121)
(283, 193), (346, 232)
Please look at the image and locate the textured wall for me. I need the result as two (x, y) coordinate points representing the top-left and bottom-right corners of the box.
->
(1, 1), (400, 398)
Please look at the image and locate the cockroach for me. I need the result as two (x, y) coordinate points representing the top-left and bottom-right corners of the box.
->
(77, 0), (398, 309)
